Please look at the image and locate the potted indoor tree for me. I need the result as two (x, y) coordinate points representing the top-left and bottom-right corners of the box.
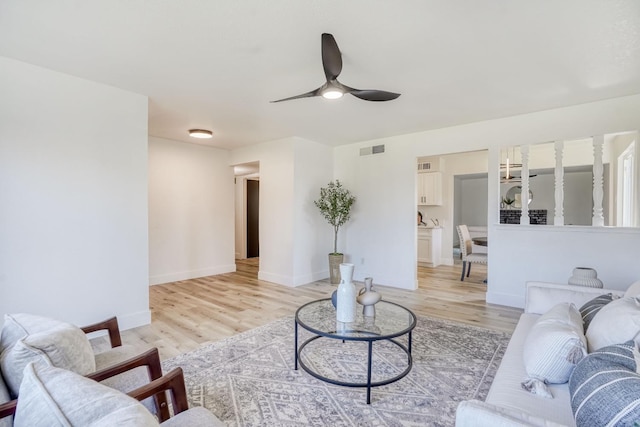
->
(314, 180), (356, 284)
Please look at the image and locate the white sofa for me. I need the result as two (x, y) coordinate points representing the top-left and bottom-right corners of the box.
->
(455, 281), (628, 427)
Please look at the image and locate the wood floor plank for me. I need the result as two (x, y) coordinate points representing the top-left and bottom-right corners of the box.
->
(122, 259), (522, 360)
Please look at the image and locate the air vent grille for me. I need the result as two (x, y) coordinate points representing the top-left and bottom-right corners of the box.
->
(360, 144), (385, 156)
(418, 162), (432, 171)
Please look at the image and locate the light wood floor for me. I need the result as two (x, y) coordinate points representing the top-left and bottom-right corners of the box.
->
(123, 259), (522, 360)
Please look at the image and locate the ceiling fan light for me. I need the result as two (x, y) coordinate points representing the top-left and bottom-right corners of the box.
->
(321, 89), (343, 99)
(188, 129), (213, 139)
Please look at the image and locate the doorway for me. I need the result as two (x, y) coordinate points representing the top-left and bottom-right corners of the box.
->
(246, 179), (259, 258)
(233, 162), (260, 260)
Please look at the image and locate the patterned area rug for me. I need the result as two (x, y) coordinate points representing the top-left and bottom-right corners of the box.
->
(162, 315), (511, 426)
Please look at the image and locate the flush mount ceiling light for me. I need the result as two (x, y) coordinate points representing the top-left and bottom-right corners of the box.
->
(188, 129), (213, 139)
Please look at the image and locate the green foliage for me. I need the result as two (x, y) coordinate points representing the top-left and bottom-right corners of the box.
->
(314, 180), (356, 254)
(502, 197), (515, 206)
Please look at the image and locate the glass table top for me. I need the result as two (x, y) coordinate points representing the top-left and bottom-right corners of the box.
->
(295, 299), (416, 341)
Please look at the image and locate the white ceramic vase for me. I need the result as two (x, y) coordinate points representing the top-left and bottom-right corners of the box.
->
(357, 277), (382, 317)
(336, 263), (356, 323)
(568, 267), (603, 288)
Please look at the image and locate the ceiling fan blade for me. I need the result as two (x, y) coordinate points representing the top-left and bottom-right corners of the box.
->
(349, 89), (401, 102)
(270, 88), (321, 103)
(321, 33), (342, 81)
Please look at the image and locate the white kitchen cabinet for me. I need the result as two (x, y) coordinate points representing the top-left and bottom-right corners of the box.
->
(417, 227), (442, 267)
(417, 172), (443, 205)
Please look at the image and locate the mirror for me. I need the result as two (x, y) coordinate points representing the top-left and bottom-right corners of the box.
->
(505, 186), (532, 208)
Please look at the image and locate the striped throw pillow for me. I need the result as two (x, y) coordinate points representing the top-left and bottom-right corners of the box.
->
(578, 294), (613, 332)
(521, 303), (587, 398)
(569, 341), (640, 426)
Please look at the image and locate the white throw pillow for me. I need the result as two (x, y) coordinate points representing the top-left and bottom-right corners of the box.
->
(0, 324), (96, 397)
(624, 280), (640, 298)
(586, 296), (640, 352)
(521, 303), (587, 398)
(0, 313), (69, 354)
(14, 363), (157, 427)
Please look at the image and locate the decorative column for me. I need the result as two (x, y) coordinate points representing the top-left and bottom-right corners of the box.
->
(592, 135), (605, 227)
(554, 141), (564, 226)
(520, 144), (530, 225)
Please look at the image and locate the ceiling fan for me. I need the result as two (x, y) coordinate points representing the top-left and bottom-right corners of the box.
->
(271, 33), (400, 103)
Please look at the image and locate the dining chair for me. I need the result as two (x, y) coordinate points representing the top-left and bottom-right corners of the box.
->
(456, 225), (488, 281)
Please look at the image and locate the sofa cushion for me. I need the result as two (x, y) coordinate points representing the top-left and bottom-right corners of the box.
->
(569, 341), (640, 427)
(0, 324), (96, 398)
(624, 280), (640, 298)
(521, 303), (586, 398)
(577, 293), (613, 332)
(484, 313), (576, 426)
(585, 296), (640, 352)
(14, 363), (157, 427)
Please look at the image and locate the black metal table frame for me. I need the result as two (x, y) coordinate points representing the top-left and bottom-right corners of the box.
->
(294, 299), (416, 404)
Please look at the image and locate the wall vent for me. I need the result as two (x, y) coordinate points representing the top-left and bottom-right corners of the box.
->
(417, 162), (432, 171)
(360, 144), (385, 156)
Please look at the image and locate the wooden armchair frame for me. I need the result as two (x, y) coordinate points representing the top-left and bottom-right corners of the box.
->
(80, 316), (123, 348)
(128, 367), (191, 417)
(0, 317), (170, 422)
(0, 348), (171, 422)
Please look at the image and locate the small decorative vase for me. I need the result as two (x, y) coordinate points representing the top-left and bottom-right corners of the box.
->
(357, 277), (382, 318)
(568, 267), (603, 288)
(336, 263), (356, 323)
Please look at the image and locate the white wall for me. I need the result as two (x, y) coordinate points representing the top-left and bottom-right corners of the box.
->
(335, 94), (640, 302)
(148, 137), (235, 285)
(293, 139), (334, 284)
(231, 137), (332, 286)
(0, 57), (150, 329)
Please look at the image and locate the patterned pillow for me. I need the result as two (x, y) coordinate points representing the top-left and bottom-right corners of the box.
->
(569, 341), (640, 426)
(578, 293), (613, 332)
(521, 303), (587, 398)
(14, 363), (157, 427)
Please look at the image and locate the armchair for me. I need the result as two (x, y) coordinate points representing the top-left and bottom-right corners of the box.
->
(0, 313), (169, 422)
(2, 363), (223, 426)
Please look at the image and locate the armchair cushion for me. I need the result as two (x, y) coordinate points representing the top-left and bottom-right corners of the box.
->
(162, 407), (225, 427)
(0, 324), (95, 397)
(95, 345), (156, 414)
(14, 363), (156, 427)
(0, 375), (10, 427)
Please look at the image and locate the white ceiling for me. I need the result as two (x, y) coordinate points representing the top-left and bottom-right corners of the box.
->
(1, 1), (639, 150)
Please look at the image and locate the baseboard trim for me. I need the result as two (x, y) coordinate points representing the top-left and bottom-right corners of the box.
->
(258, 271), (294, 287)
(292, 270), (329, 286)
(440, 257), (455, 266)
(149, 264), (236, 286)
(486, 291), (524, 309)
(117, 310), (152, 331)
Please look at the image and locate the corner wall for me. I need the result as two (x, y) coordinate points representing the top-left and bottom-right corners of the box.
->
(231, 137), (332, 286)
(148, 136), (235, 285)
(0, 57), (150, 329)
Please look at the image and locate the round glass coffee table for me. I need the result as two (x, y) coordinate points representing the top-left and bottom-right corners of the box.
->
(294, 298), (416, 404)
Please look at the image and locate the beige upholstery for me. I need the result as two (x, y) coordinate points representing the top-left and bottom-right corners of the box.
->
(456, 225), (487, 281)
(0, 314), (157, 419)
